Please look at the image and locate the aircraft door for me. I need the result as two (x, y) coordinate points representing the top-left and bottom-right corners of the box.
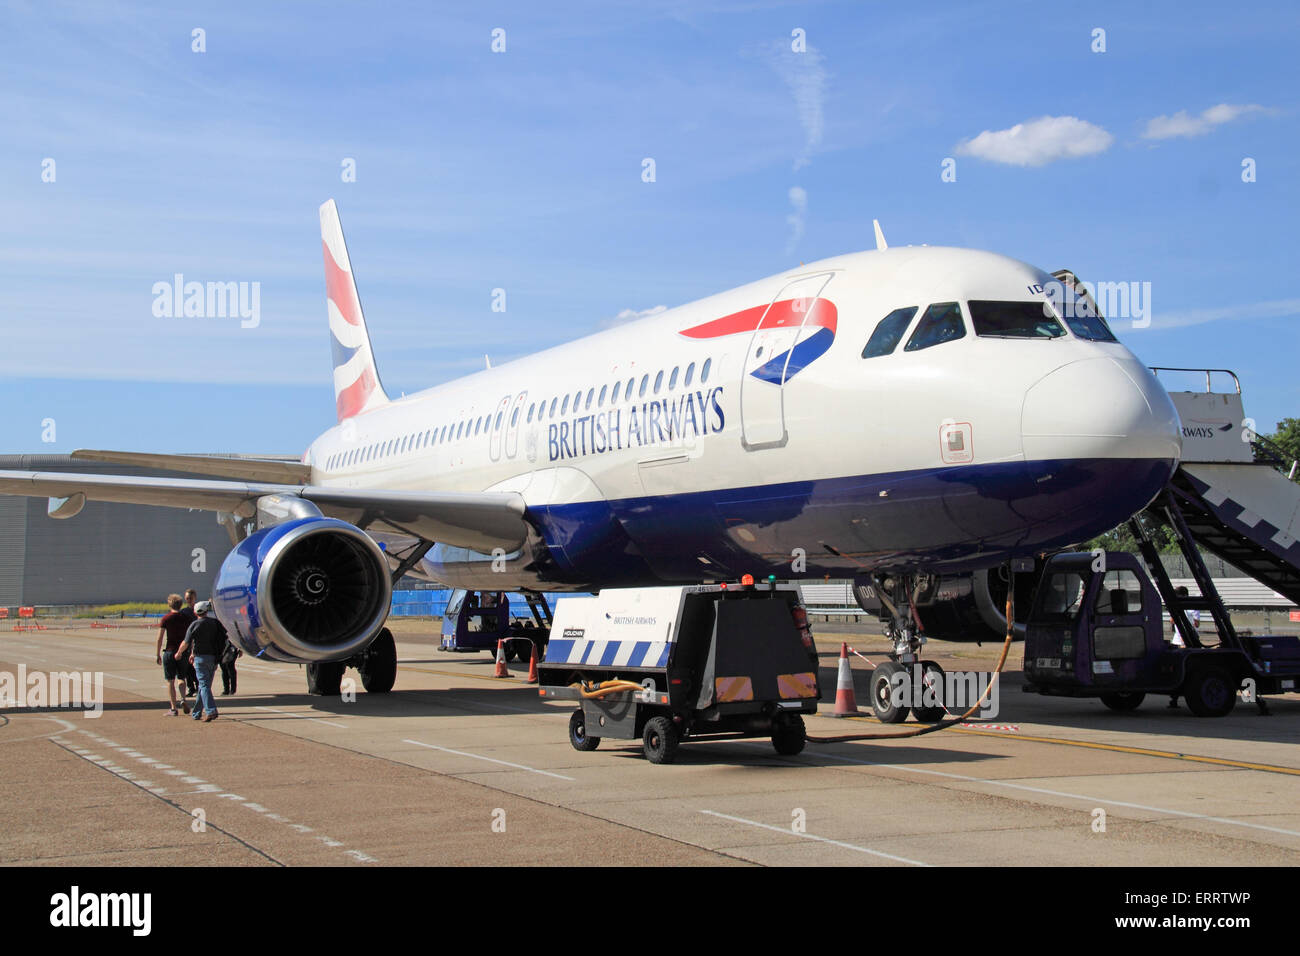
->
(488, 394), (511, 461)
(739, 272), (834, 449)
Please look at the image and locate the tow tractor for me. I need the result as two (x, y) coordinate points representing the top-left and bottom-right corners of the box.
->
(438, 589), (552, 663)
(1024, 508), (1300, 716)
(537, 579), (820, 763)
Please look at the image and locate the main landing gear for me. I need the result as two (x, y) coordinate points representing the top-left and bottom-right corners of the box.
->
(306, 626), (398, 696)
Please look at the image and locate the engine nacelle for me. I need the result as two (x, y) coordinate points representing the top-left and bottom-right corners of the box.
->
(213, 517), (392, 663)
(853, 563), (1042, 642)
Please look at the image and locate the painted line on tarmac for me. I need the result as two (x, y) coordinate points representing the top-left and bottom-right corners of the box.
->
(68, 728), (377, 863)
(403, 738), (575, 780)
(252, 705), (347, 729)
(100, 672), (140, 683)
(949, 726), (1300, 777)
(808, 749), (1300, 839)
(812, 712), (1300, 778)
(699, 810), (930, 866)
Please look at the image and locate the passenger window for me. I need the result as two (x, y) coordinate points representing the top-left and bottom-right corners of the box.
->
(639, 375), (649, 397)
(1094, 570), (1143, 615)
(494, 411), (503, 429)
(527, 404), (534, 424)
(669, 367), (679, 390)
(603, 384), (612, 405)
(654, 370), (663, 394)
(549, 398), (558, 417)
(968, 300), (1066, 339)
(561, 395), (570, 415)
(510, 408), (519, 426)
(904, 302), (965, 352)
(701, 359), (711, 383)
(861, 307), (917, 358)
(585, 388), (594, 410)
(625, 377), (634, 399)
(684, 362), (695, 387)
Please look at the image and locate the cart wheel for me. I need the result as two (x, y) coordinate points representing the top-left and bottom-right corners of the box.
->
(1184, 665), (1237, 718)
(912, 661), (946, 722)
(569, 708), (600, 751)
(1100, 691), (1145, 712)
(771, 714), (806, 756)
(869, 662), (909, 723)
(642, 716), (679, 764)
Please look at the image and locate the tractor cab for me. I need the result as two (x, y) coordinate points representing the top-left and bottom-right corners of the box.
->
(1024, 552), (1174, 696)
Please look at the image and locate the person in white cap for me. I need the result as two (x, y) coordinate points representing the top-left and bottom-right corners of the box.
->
(175, 600), (227, 722)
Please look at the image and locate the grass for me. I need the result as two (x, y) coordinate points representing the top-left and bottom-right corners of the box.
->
(72, 602), (170, 618)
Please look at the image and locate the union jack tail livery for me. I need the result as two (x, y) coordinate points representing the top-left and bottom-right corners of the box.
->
(321, 199), (389, 422)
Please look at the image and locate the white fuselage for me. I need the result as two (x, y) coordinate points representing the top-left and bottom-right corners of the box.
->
(305, 246), (1181, 590)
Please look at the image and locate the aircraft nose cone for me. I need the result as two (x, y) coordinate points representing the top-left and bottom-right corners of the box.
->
(1021, 357), (1182, 464)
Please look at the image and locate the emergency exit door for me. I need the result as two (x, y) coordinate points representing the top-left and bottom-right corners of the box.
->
(739, 272), (834, 449)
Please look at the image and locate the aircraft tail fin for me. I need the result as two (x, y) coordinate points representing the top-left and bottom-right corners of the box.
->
(320, 199), (390, 422)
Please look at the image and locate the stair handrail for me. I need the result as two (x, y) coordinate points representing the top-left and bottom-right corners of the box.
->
(1149, 367), (1242, 394)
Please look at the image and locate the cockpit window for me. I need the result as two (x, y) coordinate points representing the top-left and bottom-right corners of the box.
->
(861, 307), (916, 358)
(1050, 287), (1118, 342)
(904, 302), (965, 352)
(968, 300), (1067, 339)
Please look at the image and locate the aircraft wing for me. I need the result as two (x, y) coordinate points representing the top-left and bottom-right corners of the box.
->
(0, 470), (528, 554)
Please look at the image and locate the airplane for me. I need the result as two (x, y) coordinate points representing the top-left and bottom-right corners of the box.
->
(0, 200), (1182, 694)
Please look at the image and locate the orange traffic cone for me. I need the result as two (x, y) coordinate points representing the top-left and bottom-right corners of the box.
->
(493, 639), (509, 678)
(526, 642), (539, 684)
(830, 642), (859, 717)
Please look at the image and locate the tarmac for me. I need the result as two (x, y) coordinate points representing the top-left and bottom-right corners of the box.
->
(3, 617), (1300, 867)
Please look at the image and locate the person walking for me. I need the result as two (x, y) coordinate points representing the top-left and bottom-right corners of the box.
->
(217, 624), (240, 695)
(179, 589), (199, 697)
(155, 594), (191, 716)
(176, 600), (226, 722)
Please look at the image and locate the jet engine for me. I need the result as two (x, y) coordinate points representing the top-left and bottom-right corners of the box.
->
(212, 516), (392, 662)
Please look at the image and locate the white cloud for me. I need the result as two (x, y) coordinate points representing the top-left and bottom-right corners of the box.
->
(785, 186), (807, 253)
(768, 42), (827, 171)
(956, 115), (1114, 167)
(599, 304), (668, 329)
(1142, 103), (1268, 140)
(1132, 297), (1300, 331)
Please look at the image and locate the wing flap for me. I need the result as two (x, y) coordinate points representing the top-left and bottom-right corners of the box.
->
(71, 449), (312, 484)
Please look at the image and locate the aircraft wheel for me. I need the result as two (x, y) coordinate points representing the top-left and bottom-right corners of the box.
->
(912, 661), (947, 722)
(1184, 665), (1237, 717)
(643, 716), (679, 764)
(306, 660), (345, 696)
(1100, 691), (1145, 712)
(360, 628), (397, 693)
(569, 708), (600, 751)
(870, 662), (910, 723)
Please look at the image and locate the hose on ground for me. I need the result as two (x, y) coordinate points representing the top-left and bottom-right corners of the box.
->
(805, 579), (1016, 743)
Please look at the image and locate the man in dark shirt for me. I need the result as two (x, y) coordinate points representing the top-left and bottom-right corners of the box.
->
(178, 589), (199, 696)
(155, 594), (191, 716)
(176, 600), (227, 722)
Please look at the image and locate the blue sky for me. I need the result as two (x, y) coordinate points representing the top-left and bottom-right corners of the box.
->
(1, 0), (1296, 455)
